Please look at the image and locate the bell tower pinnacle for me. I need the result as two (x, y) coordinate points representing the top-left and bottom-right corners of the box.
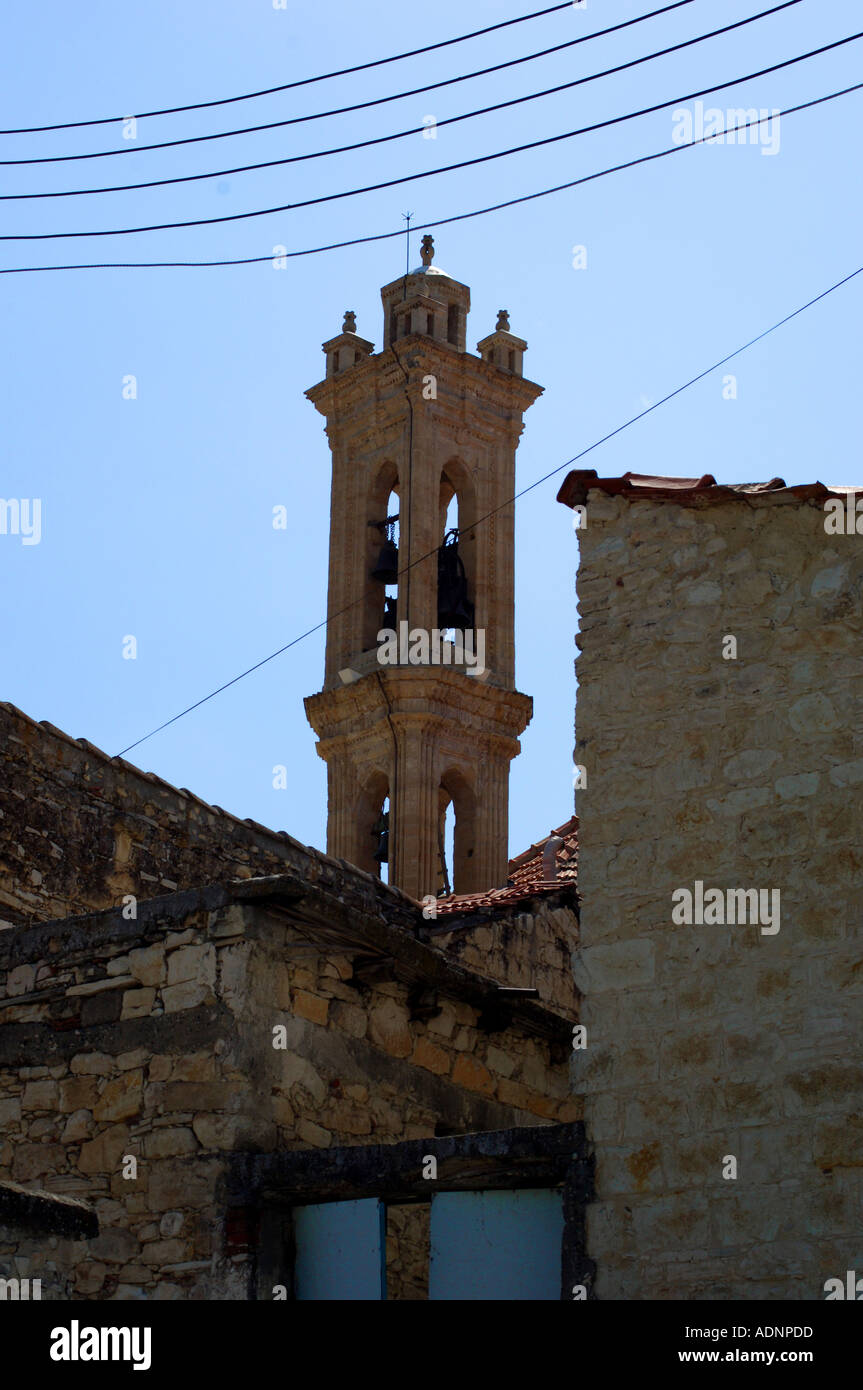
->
(304, 240), (542, 900)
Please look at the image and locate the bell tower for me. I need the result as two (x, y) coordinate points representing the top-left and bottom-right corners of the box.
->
(304, 238), (541, 900)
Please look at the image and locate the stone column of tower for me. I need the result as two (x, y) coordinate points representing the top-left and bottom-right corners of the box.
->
(304, 239), (541, 900)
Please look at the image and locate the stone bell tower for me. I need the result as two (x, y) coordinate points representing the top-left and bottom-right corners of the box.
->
(304, 237), (541, 900)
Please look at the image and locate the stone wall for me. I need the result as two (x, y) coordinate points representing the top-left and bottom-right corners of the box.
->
(0, 883), (574, 1299)
(386, 1203), (430, 1300)
(0, 702), (344, 930)
(431, 896), (580, 1015)
(0, 1228), (83, 1301)
(570, 489), (863, 1299)
(0, 1184), (96, 1300)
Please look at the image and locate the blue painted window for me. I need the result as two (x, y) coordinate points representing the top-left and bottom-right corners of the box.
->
(293, 1199), (386, 1301)
(429, 1189), (564, 1300)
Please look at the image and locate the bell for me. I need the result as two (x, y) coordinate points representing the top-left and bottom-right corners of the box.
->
(443, 594), (474, 629)
(383, 595), (398, 628)
(437, 538), (474, 630)
(372, 538), (399, 584)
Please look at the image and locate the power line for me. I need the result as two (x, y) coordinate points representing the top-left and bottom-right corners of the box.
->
(115, 260), (863, 758)
(0, 0), (594, 134)
(4, 31), (859, 243)
(0, 0), (779, 168)
(3, 82), (860, 274)
(2, 1), (802, 200)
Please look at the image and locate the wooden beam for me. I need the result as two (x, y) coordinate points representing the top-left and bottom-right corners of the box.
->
(228, 1122), (588, 1207)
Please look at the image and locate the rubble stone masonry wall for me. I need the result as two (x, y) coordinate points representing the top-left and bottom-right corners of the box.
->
(0, 888), (574, 1299)
(431, 898), (580, 1014)
(571, 491), (863, 1299)
(0, 703), (321, 929)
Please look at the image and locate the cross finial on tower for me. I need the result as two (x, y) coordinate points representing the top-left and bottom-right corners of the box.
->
(342, 310), (357, 334)
(496, 308), (510, 332)
(420, 235), (434, 267)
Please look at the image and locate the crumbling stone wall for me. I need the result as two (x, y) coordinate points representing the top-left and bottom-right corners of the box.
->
(431, 897), (579, 1014)
(0, 1228), (83, 1300)
(0, 1184), (95, 1300)
(386, 1203), (430, 1300)
(571, 490), (863, 1299)
(0, 885), (574, 1299)
(0, 703), (333, 929)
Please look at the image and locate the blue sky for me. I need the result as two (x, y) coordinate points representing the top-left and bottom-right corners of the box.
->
(1, 0), (860, 865)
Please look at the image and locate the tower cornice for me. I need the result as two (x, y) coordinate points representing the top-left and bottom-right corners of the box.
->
(305, 667), (532, 745)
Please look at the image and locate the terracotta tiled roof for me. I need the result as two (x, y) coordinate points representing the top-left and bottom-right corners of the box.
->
(434, 816), (578, 917)
(556, 471), (860, 509)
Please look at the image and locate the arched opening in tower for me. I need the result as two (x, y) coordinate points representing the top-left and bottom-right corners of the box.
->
(373, 792), (391, 886)
(438, 769), (477, 896)
(438, 466), (476, 643)
(359, 770), (391, 882)
(379, 488), (400, 634)
(366, 462), (401, 654)
(439, 493), (459, 643)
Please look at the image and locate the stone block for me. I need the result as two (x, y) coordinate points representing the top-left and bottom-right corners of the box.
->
(147, 1159), (222, 1212)
(0, 1097), (22, 1126)
(218, 944), (249, 1006)
(192, 1113), (251, 1150)
(775, 771), (819, 799)
(296, 1119), (332, 1148)
(330, 1001), (367, 1039)
(117, 1048), (149, 1072)
(451, 1054), (494, 1096)
(368, 998), (412, 1059)
(70, 1052), (114, 1076)
(78, 1124), (131, 1176)
(21, 1079), (58, 1111)
(62, 1109), (94, 1143)
(12, 1143), (66, 1182)
(128, 945), (166, 987)
(75, 1262), (107, 1295)
(144, 1127), (198, 1159)
(426, 1004), (457, 1040)
(162, 980), (210, 1013)
(659, 1031), (720, 1080)
(598, 1141), (666, 1197)
(91, 1228), (139, 1265)
(5, 965), (35, 997)
(94, 1070), (144, 1124)
(275, 1056), (326, 1106)
(166, 944), (215, 988)
(59, 1077), (99, 1112)
(333, 1107), (371, 1137)
(292, 991), (329, 1026)
(783, 1064), (861, 1116)
(411, 1038), (450, 1076)
(121, 988), (156, 1020)
(623, 1089), (690, 1139)
(814, 1116), (863, 1169)
(169, 1054), (216, 1083)
(632, 1195), (710, 1249)
(154, 1082), (237, 1113)
(140, 1239), (189, 1266)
